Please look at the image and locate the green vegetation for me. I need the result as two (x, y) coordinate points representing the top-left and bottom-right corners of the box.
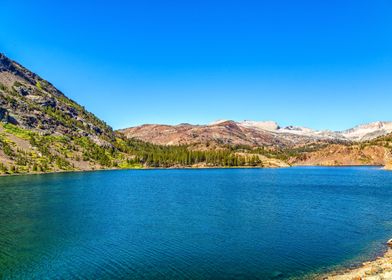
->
(35, 80), (43, 90)
(115, 139), (264, 168)
(3, 123), (32, 140)
(0, 123), (73, 174)
(0, 122), (269, 175)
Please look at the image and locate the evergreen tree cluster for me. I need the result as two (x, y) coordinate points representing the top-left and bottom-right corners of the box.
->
(117, 139), (264, 168)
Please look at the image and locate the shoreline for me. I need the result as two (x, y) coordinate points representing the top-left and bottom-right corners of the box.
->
(322, 242), (392, 280)
(0, 165), (287, 177)
(0, 164), (387, 178)
(0, 164), (386, 178)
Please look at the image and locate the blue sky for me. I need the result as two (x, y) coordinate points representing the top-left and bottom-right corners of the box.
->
(1, 0), (391, 130)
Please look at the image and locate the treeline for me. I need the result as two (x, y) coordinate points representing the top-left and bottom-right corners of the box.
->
(116, 139), (263, 167)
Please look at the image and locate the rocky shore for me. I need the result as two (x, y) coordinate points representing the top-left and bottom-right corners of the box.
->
(323, 239), (392, 280)
(384, 162), (392, 170)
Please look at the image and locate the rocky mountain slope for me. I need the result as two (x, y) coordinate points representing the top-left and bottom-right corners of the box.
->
(0, 53), (126, 173)
(292, 132), (392, 166)
(0, 53), (114, 142)
(290, 144), (391, 166)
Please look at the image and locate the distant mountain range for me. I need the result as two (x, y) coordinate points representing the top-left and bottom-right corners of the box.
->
(119, 120), (392, 147)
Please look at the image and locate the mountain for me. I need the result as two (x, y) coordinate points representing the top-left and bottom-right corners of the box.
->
(118, 121), (293, 148)
(0, 53), (122, 173)
(0, 54), (114, 142)
(118, 120), (348, 150)
(119, 120), (392, 147)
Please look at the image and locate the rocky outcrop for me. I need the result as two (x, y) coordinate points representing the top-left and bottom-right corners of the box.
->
(0, 108), (9, 122)
(0, 108), (17, 124)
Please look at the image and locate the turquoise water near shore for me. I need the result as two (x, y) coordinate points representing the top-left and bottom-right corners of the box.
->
(0, 167), (391, 279)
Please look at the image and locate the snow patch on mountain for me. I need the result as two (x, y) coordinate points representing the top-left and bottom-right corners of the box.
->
(236, 120), (392, 142)
(339, 121), (392, 141)
(239, 120), (280, 131)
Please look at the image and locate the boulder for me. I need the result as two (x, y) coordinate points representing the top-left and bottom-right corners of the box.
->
(21, 115), (38, 128)
(16, 86), (32, 96)
(387, 238), (392, 247)
(0, 107), (18, 124)
(0, 107), (8, 121)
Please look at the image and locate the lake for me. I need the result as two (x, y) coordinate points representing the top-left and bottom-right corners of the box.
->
(0, 167), (391, 279)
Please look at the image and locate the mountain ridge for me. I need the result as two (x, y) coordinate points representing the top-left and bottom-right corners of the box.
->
(118, 120), (392, 146)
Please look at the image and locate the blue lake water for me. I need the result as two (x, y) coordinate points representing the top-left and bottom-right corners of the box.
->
(0, 167), (391, 279)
